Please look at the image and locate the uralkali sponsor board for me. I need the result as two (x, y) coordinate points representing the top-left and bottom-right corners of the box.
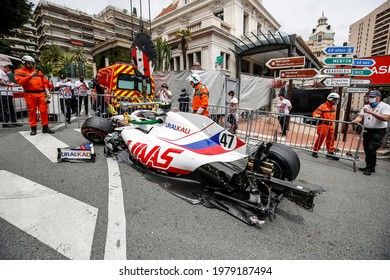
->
(353, 55), (390, 85)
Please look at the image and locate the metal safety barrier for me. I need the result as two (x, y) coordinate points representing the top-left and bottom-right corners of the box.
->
(1, 90), (365, 170)
(209, 104), (364, 170)
(0, 90), (68, 127)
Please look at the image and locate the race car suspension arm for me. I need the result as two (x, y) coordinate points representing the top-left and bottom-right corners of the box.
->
(250, 173), (315, 210)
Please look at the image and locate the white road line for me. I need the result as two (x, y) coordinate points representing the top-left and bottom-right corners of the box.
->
(0, 170), (98, 260)
(104, 157), (127, 260)
(19, 131), (68, 163)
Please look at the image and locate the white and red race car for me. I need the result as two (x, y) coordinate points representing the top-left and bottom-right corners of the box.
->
(81, 109), (316, 226)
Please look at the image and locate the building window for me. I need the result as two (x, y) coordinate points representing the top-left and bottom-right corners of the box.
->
(194, 51), (201, 66)
(215, 11), (224, 21)
(188, 53), (194, 68)
(243, 14), (249, 35)
(317, 34), (322, 42)
(184, 0), (192, 4)
(220, 51), (230, 70)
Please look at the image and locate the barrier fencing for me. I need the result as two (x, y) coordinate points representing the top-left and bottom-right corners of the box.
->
(1, 91), (365, 169)
(208, 104), (364, 171)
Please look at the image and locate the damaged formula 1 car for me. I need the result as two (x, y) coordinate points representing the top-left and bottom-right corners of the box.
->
(81, 107), (316, 226)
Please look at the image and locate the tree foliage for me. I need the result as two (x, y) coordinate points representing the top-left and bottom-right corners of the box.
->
(154, 37), (171, 71)
(0, 0), (34, 37)
(175, 29), (192, 70)
(39, 45), (92, 77)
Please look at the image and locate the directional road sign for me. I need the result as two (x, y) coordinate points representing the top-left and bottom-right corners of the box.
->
(323, 46), (355, 55)
(351, 69), (373, 76)
(322, 68), (352, 74)
(352, 59), (376, 66)
(279, 68), (319, 79)
(321, 77), (351, 87)
(346, 87), (370, 93)
(350, 78), (372, 85)
(323, 57), (353, 65)
(266, 56), (305, 69)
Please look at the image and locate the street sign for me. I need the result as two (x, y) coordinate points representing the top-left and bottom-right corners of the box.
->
(346, 87), (370, 93)
(352, 55), (390, 85)
(352, 58), (375, 66)
(321, 68), (352, 74)
(321, 77), (351, 87)
(216, 56), (223, 64)
(323, 46), (355, 55)
(350, 78), (372, 85)
(279, 68), (319, 79)
(265, 56), (305, 69)
(323, 57), (353, 65)
(351, 69), (373, 76)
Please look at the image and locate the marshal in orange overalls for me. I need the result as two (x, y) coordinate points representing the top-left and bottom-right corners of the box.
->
(14, 67), (51, 127)
(312, 101), (336, 153)
(192, 83), (209, 116)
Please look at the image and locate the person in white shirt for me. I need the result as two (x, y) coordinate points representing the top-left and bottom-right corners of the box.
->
(55, 74), (73, 124)
(0, 64), (22, 127)
(227, 90), (239, 134)
(155, 83), (172, 103)
(351, 90), (390, 175)
(75, 75), (90, 116)
(276, 90), (292, 136)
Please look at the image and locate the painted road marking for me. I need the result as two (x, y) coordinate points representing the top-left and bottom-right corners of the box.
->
(19, 131), (68, 163)
(0, 170), (98, 259)
(104, 157), (127, 259)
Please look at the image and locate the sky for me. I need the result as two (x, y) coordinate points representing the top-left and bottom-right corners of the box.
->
(30, 0), (387, 46)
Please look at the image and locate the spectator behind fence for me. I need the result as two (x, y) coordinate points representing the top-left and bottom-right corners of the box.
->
(351, 90), (390, 175)
(187, 73), (209, 116)
(55, 74), (73, 124)
(75, 75), (90, 116)
(0, 63), (22, 128)
(92, 77), (108, 117)
(178, 88), (190, 112)
(227, 90), (239, 134)
(14, 55), (54, 135)
(276, 89), (292, 137)
(155, 83), (172, 103)
(312, 92), (340, 160)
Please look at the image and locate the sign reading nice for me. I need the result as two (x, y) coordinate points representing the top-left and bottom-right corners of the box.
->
(353, 55), (390, 86)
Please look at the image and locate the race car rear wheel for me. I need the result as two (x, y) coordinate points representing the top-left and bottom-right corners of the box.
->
(265, 143), (300, 181)
(81, 117), (113, 144)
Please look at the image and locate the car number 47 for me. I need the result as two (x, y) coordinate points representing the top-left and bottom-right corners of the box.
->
(219, 132), (236, 150)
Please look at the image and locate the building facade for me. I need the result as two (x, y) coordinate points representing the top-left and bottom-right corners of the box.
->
(348, 0), (390, 57)
(306, 13), (335, 64)
(152, 0), (281, 76)
(33, 0), (146, 62)
(2, 18), (38, 58)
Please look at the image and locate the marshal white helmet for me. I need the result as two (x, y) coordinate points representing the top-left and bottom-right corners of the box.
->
(327, 92), (340, 101)
(186, 73), (201, 84)
(21, 55), (35, 65)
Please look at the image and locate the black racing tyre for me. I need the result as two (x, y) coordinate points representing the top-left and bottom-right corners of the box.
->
(81, 117), (113, 144)
(266, 143), (300, 181)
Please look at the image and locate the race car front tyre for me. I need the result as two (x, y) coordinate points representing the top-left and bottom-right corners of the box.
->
(266, 143), (300, 181)
(81, 117), (113, 144)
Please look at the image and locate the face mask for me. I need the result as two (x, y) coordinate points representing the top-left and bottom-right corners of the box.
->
(62, 79), (66, 83)
(369, 97), (378, 107)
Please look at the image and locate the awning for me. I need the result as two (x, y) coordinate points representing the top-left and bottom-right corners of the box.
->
(71, 40), (84, 46)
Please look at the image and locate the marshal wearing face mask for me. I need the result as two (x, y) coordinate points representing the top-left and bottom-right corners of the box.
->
(351, 91), (390, 175)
